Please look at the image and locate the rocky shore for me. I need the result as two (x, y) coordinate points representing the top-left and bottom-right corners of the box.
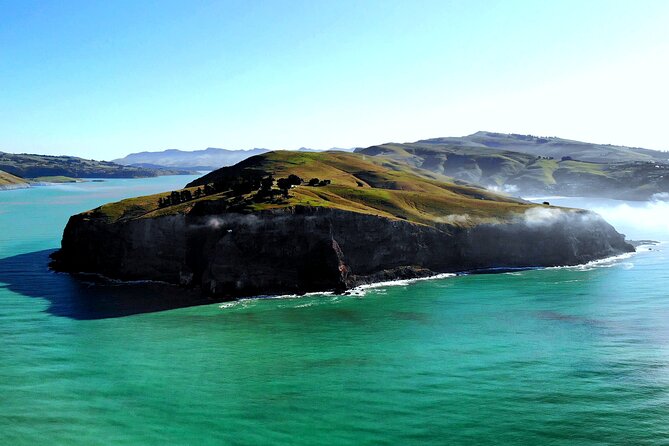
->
(51, 205), (634, 298)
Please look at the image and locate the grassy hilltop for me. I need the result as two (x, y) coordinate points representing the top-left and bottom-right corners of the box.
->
(85, 151), (536, 226)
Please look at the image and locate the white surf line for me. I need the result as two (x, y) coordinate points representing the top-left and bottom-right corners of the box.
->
(219, 244), (664, 309)
(547, 242), (661, 271)
(218, 273), (458, 308)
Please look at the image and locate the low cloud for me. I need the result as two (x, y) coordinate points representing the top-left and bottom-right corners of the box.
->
(518, 206), (599, 228)
(651, 192), (669, 201)
(521, 207), (565, 227)
(435, 214), (471, 225)
(487, 184), (519, 195)
(206, 217), (225, 229)
(590, 200), (669, 240)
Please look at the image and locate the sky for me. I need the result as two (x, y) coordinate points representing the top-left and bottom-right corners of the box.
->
(1, 0), (669, 160)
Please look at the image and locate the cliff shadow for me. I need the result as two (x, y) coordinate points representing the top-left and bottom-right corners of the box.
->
(0, 249), (214, 320)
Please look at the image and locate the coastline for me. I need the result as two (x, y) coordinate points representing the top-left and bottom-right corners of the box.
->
(57, 246), (648, 310)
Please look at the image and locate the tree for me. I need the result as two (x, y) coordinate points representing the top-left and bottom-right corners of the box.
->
(170, 191), (181, 204)
(277, 178), (291, 197)
(260, 175), (274, 192)
(308, 178), (320, 186)
(287, 174), (302, 186)
(180, 190), (192, 202)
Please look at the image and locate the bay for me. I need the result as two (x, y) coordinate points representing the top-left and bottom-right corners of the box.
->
(1, 178), (668, 445)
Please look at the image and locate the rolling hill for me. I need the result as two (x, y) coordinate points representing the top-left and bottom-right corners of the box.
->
(0, 152), (195, 180)
(356, 133), (669, 200)
(95, 150), (528, 226)
(417, 131), (669, 163)
(0, 169), (30, 190)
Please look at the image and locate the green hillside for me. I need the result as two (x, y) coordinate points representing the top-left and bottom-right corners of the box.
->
(86, 151), (537, 226)
(356, 138), (669, 200)
(418, 131), (669, 163)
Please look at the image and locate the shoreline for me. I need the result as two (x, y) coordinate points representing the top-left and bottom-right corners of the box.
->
(54, 246), (652, 310)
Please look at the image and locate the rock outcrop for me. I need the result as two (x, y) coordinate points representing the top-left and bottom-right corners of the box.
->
(52, 205), (634, 298)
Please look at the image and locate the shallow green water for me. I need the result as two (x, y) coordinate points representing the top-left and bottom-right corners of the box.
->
(2, 179), (669, 445)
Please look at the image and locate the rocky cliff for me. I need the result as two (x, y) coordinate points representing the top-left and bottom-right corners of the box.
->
(52, 204), (633, 298)
(51, 151), (634, 299)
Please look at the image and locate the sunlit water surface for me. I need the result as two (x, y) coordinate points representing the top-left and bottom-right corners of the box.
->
(2, 179), (669, 445)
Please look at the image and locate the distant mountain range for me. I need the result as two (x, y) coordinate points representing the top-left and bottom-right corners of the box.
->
(113, 147), (356, 170)
(113, 147), (270, 171)
(4, 132), (668, 199)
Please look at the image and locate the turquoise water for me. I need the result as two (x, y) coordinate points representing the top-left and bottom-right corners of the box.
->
(2, 179), (669, 445)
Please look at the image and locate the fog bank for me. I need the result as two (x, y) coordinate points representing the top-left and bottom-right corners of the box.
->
(525, 197), (669, 241)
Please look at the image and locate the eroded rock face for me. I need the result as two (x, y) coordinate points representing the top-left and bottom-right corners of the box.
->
(51, 206), (634, 298)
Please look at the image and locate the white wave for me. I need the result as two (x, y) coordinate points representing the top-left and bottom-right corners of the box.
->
(218, 273), (458, 308)
(75, 272), (173, 286)
(547, 248), (643, 272)
(218, 243), (661, 309)
(346, 273), (457, 297)
(218, 290), (334, 309)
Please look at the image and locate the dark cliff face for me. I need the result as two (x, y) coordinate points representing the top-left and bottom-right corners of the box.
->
(52, 206), (634, 298)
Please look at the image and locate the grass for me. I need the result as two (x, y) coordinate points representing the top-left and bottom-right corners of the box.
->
(356, 141), (662, 195)
(0, 169), (28, 186)
(31, 176), (81, 183)
(83, 151), (539, 227)
(557, 160), (609, 177)
(511, 158), (558, 186)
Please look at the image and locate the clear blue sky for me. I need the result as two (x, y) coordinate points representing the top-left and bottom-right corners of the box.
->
(1, 0), (668, 160)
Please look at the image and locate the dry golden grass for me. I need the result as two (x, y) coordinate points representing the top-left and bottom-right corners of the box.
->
(87, 151), (535, 227)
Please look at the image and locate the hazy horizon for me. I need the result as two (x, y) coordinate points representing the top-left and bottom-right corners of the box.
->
(4, 130), (669, 162)
(2, 0), (668, 159)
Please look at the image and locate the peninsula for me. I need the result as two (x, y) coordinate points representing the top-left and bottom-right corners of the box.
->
(0, 151), (195, 188)
(51, 151), (634, 298)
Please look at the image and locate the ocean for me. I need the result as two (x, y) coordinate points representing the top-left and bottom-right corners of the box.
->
(1, 177), (668, 445)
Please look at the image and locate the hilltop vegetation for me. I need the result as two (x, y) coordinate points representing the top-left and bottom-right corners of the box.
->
(86, 151), (534, 226)
(0, 151), (195, 180)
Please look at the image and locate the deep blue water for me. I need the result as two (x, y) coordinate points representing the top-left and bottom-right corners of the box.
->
(2, 178), (669, 445)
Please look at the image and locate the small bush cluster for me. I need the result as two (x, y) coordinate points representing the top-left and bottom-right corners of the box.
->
(307, 178), (331, 187)
(158, 189), (199, 207)
(156, 173), (324, 208)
